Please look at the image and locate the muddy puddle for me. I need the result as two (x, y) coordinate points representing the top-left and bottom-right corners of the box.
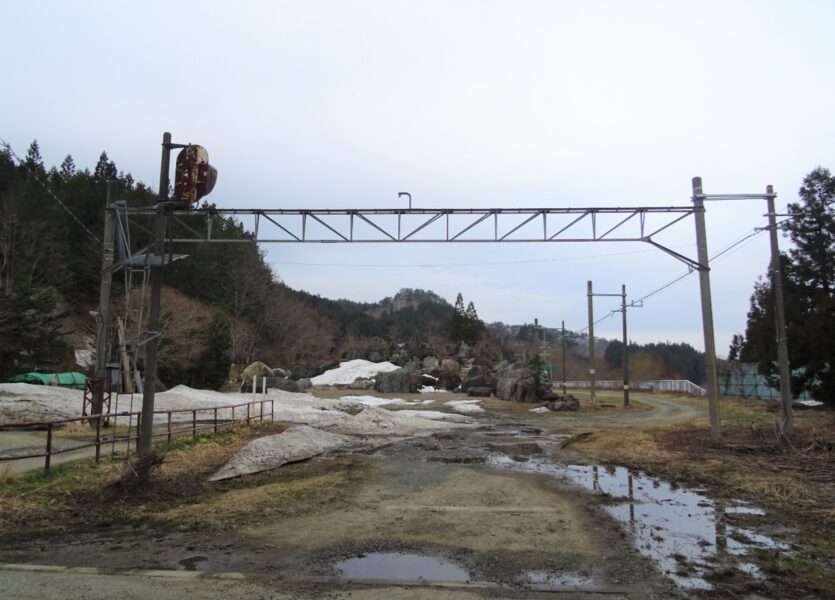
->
(486, 454), (789, 591)
(335, 552), (471, 583)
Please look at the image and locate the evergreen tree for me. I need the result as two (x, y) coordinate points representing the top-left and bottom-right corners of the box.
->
(93, 151), (118, 182)
(739, 167), (835, 403)
(24, 140), (44, 173)
(59, 155), (76, 181)
(727, 334), (744, 362)
(782, 167), (835, 402)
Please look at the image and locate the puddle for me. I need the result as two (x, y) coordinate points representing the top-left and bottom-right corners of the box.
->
(335, 552), (471, 582)
(177, 555), (207, 570)
(486, 455), (789, 591)
(521, 570), (597, 591)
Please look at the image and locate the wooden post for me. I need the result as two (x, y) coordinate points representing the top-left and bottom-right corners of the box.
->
(45, 423), (53, 471)
(95, 416), (102, 464)
(167, 412), (172, 443)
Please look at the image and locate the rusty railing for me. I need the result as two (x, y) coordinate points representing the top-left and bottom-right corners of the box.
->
(0, 398), (275, 472)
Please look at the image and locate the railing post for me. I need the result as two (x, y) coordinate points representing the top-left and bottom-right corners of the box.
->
(247, 403), (251, 426)
(213, 407), (218, 434)
(271, 399), (275, 422)
(167, 412), (172, 444)
(135, 413), (141, 453)
(95, 416), (102, 464)
(45, 423), (53, 471)
(260, 400), (264, 422)
(192, 410), (197, 440)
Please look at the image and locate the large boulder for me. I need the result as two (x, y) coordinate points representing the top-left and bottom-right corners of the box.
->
(436, 358), (462, 390)
(422, 356), (440, 371)
(461, 365), (490, 393)
(367, 337), (391, 363)
(496, 361), (537, 403)
(241, 361), (273, 385)
(349, 377), (375, 390)
(547, 394), (580, 412)
(374, 367), (422, 393)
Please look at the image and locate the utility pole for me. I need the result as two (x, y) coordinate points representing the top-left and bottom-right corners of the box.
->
(692, 177), (721, 436)
(92, 181), (118, 420)
(621, 284), (629, 407)
(587, 281), (596, 405)
(561, 320), (567, 396)
(766, 184), (793, 433)
(138, 132), (172, 463)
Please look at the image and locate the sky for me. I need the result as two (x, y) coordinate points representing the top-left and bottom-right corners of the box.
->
(2, 0), (834, 354)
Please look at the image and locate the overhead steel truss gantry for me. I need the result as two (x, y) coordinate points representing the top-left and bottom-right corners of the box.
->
(118, 204), (702, 270)
(93, 132), (793, 469)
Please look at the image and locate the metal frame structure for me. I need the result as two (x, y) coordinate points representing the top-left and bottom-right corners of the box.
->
(94, 132), (795, 465)
(118, 204), (703, 270)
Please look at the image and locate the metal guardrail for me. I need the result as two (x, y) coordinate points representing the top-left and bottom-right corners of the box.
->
(562, 379), (707, 396)
(0, 398), (274, 471)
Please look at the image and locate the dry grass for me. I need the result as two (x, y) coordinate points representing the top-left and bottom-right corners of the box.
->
(0, 463), (19, 483)
(0, 421), (317, 538)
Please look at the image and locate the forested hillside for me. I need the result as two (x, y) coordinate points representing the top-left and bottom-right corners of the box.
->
(2, 140), (712, 390)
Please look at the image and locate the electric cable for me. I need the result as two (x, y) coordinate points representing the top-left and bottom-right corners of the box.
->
(0, 137), (102, 246)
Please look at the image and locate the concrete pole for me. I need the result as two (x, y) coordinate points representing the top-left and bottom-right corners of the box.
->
(561, 320), (567, 396)
(587, 280), (596, 405)
(92, 181), (118, 419)
(621, 284), (629, 407)
(139, 132), (171, 461)
(692, 177), (720, 435)
(767, 185), (794, 433)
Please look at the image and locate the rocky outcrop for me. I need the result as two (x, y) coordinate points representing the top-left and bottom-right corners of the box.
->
(461, 365), (491, 393)
(374, 364), (422, 393)
(547, 394), (579, 411)
(496, 361), (536, 403)
(348, 377), (375, 390)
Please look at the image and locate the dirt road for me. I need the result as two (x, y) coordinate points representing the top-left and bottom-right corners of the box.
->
(0, 393), (788, 599)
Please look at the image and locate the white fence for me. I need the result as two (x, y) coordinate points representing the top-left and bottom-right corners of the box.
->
(560, 379), (707, 396)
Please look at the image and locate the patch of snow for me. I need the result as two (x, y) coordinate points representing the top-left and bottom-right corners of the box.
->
(795, 399), (823, 407)
(339, 395), (435, 408)
(445, 399), (486, 414)
(418, 385), (448, 394)
(310, 359), (400, 386)
(209, 425), (357, 481)
(530, 407), (550, 413)
(394, 410), (473, 423)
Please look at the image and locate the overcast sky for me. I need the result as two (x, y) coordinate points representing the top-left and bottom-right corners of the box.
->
(3, 1), (834, 354)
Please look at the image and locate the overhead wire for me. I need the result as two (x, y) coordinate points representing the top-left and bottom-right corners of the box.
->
(0, 137), (102, 246)
(573, 220), (780, 333)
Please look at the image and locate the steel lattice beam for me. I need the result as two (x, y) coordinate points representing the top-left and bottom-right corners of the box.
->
(117, 204), (701, 269)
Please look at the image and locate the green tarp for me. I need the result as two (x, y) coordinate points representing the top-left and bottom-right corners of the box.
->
(9, 372), (88, 389)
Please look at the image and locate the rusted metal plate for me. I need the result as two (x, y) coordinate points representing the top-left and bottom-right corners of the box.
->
(174, 145), (217, 204)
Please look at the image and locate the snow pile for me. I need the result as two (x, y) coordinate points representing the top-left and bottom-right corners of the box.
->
(310, 359), (400, 386)
(445, 399), (485, 414)
(529, 406), (550, 414)
(394, 410), (473, 423)
(339, 395), (433, 408)
(795, 399), (823, 407)
(0, 383), (260, 425)
(418, 386), (448, 394)
(210, 425), (360, 481)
